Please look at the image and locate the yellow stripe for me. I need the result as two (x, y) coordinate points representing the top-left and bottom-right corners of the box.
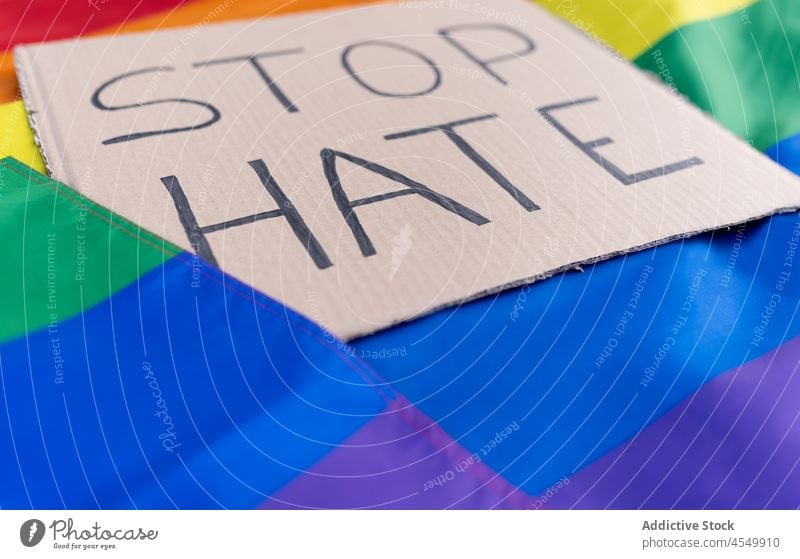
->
(532, 0), (758, 59)
(0, 100), (46, 173)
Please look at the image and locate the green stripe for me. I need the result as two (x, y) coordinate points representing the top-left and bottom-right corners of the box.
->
(0, 156), (180, 343)
(635, 0), (800, 151)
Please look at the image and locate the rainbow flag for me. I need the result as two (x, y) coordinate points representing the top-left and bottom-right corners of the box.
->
(1, 0), (800, 509)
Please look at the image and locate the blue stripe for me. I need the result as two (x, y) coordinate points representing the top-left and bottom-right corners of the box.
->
(355, 175), (800, 496)
(0, 253), (386, 509)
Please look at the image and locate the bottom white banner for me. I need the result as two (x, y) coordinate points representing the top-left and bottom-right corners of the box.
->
(1, 510), (797, 558)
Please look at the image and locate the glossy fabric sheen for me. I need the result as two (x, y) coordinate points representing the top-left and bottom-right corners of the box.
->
(0, 253), (387, 508)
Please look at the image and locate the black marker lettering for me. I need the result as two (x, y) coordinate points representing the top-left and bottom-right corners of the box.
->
(161, 161), (332, 270)
(538, 97), (703, 185)
(341, 40), (441, 98)
(385, 113), (539, 211)
(193, 49), (304, 113)
(321, 148), (489, 256)
(160, 175), (218, 267)
(439, 23), (535, 86)
(91, 67), (221, 145)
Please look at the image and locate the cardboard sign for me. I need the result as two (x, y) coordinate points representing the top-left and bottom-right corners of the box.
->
(16, 0), (800, 340)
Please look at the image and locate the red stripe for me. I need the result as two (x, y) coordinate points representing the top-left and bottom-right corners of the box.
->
(1, 0), (190, 50)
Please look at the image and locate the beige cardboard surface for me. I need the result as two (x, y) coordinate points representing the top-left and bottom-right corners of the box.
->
(15, 0), (800, 340)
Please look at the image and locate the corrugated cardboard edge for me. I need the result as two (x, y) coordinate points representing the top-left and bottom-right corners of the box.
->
(13, 48), (54, 176)
(356, 206), (799, 340)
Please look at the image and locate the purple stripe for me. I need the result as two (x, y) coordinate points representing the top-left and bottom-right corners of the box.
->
(260, 400), (532, 509)
(542, 336), (800, 509)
